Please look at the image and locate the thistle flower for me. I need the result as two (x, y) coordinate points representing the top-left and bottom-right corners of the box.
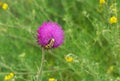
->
(109, 16), (117, 24)
(37, 21), (64, 49)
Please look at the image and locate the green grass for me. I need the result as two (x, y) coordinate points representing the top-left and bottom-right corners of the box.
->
(0, 0), (120, 81)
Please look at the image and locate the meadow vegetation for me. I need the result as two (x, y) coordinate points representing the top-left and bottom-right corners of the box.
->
(0, 0), (120, 81)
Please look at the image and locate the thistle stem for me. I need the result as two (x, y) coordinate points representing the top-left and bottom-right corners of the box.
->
(37, 48), (45, 81)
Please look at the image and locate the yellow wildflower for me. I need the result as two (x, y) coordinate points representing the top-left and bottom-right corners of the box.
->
(9, 72), (14, 77)
(4, 75), (9, 81)
(4, 72), (14, 81)
(49, 78), (56, 81)
(65, 56), (74, 62)
(2, 3), (8, 10)
(109, 16), (118, 24)
(100, 0), (105, 4)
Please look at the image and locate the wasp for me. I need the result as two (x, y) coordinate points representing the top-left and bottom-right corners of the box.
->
(44, 38), (55, 49)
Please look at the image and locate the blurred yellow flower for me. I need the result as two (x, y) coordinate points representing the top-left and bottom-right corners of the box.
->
(100, 0), (105, 4)
(49, 78), (56, 81)
(65, 56), (74, 62)
(2, 3), (8, 10)
(9, 72), (14, 77)
(109, 16), (118, 24)
(4, 72), (14, 81)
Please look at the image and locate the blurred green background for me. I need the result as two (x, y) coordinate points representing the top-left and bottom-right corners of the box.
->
(0, 0), (120, 81)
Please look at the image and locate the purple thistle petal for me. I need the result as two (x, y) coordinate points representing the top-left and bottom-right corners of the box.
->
(37, 21), (64, 49)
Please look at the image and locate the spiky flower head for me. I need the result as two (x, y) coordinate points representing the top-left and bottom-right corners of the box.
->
(37, 21), (64, 49)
